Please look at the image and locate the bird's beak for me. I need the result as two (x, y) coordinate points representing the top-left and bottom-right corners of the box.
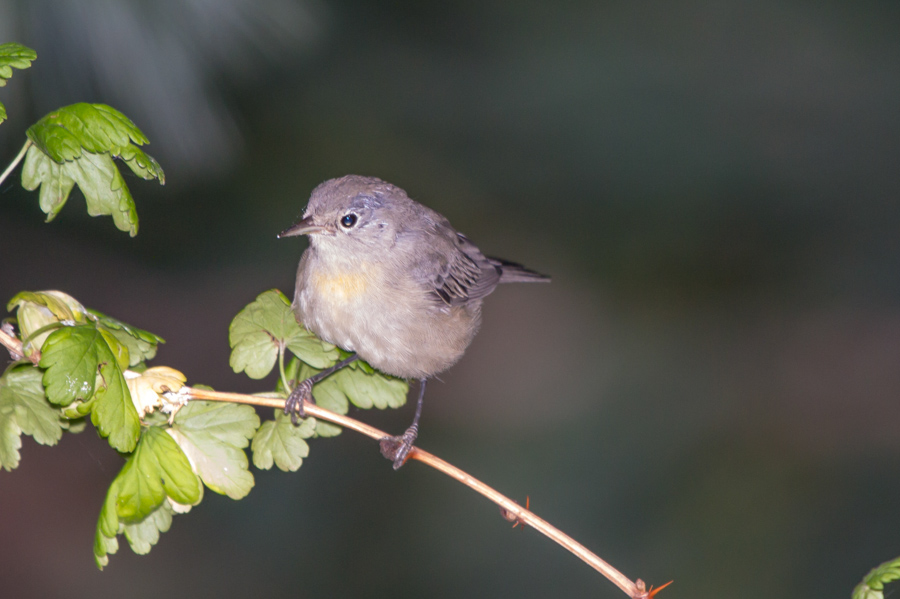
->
(278, 216), (328, 238)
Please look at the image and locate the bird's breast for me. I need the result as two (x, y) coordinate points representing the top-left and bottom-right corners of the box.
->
(309, 270), (370, 302)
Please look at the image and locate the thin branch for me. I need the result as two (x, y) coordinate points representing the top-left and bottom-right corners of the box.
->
(185, 386), (652, 598)
(0, 140), (32, 189)
(0, 325), (35, 364)
(1, 329), (663, 598)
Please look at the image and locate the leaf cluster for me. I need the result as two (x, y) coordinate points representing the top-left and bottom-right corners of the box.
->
(0, 43), (36, 124)
(0, 41), (412, 573)
(0, 44), (164, 236)
(21, 103), (165, 236)
(2, 288), (409, 568)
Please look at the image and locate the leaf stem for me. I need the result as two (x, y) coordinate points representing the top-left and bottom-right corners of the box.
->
(0, 139), (32, 189)
(277, 343), (291, 393)
(183, 385), (652, 598)
(20, 321), (66, 355)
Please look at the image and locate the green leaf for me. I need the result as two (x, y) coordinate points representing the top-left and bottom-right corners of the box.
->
(94, 478), (121, 569)
(168, 401), (259, 499)
(301, 361), (408, 412)
(314, 421), (343, 437)
(335, 367), (408, 410)
(27, 103), (149, 161)
(39, 325), (140, 452)
(7, 291), (163, 366)
(251, 410), (315, 472)
(92, 355), (140, 452)
(7, 290), (89, 356)
(122, 500), (174, 555)
(89, 309), (164, 366)
(116, 142), (165, 182)
(0, 405), (22, 471)
(0, 365), (66, 451)
(39, 325), (106, 406)
(0, 43), (36, 87)
(7, 289), (87, 322)
(854, 556), (900, 599)
(115, 427), (201, 522)
(21, 144), (141, 236)
(94, 449), (193, 569)
(229, 289), (338, 379)
(0, 102), (7, 125)
(22, 103), (164, 236)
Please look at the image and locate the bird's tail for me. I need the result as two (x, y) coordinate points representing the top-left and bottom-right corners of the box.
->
(491, 257), (551, 284)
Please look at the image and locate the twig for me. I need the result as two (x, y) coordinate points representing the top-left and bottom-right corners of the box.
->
(185, 386), (651, 597)
(1, 330), (663, 598)
(0, 325), (35, 364)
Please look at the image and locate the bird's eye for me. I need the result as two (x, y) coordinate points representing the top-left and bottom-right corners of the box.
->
(340, 213), (358, 228)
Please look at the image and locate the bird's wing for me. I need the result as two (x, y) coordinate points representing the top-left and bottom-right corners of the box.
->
(427, 233), (502, 307)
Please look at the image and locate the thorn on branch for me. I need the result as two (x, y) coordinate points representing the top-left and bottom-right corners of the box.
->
(499, 496), (530, 530)
(633, 578), (673, 599)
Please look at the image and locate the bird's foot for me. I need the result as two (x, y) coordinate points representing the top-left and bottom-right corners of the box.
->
(284, 378), (315, 425)
(379, 427), (418, 470)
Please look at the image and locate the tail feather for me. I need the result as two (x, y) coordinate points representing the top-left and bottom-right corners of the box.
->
(491, 257), (551, 284)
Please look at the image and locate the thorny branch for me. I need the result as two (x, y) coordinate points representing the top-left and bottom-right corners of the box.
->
(1, 330), (669, 598)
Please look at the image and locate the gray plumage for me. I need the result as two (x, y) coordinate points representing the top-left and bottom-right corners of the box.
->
(285, 175), (549, 380)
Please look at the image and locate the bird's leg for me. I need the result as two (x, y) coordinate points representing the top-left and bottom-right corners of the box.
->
(380, 378), (426, 469)
(284, 353), (358, 425)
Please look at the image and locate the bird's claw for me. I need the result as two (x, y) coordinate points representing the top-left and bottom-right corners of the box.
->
(379, 427), (418, 470)
(284, 378), (315, 426)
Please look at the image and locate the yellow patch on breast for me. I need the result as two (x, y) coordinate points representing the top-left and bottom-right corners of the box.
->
(311, 270), (370, 301)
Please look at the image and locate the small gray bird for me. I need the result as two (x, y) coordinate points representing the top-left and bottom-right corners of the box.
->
(279, 175), (549, 468)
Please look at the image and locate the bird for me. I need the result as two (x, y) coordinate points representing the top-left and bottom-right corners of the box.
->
(279, 175), (549, 468)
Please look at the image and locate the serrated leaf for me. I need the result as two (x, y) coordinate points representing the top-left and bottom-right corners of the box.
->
(99, 328), (130, 371)
(122, 500), (174, 555)
(38, 324), (140, 452)
(0, 102), (7, 125)
(0, 365), (65, 447)
(94, 473), (183, 567)
(854, 556), (900, 599)
(89, 309), (164, 365)
(168, 401), (259, 499)
(115, 427), (201, 522)
(26, 103), (148, 161)
(0, 406), (22, 471)
(334, 367), (408, 410)
(65, 417), (87, 434)
(21, 144), (141, 235)
(0, 43), (36, 87)
(91, 359), (141, 454)
(22, 103), (164, 236)
(94, 478), (121, 569)
(39, 325), (107, 406)
(299, 361), (408, 412)
(229, 289), (338, 379)
(314, 421), (343, 437)
(7, 290), (89, 356)
(117, 142), (165, 182)
(252, 410), (315, 472)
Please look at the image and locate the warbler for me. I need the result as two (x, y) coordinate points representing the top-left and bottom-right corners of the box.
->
(279, 175), (549, 468)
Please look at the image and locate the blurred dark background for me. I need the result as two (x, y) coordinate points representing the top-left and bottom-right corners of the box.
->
(2, 1), (900, 597)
